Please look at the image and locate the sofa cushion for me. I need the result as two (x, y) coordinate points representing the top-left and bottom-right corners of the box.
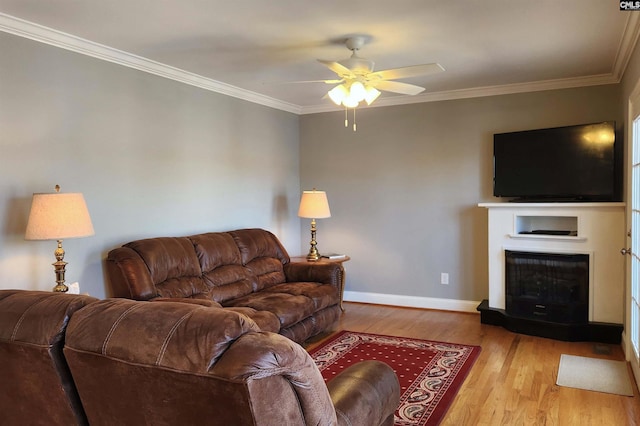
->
(151, 297), (223, 308)
(245, 256), (288, 290)
(279, 306), (341, 344)
(124, 237), (208, 299)
(263, 282), (339, 312)
(150, 279), (281, 333)
(229, 229), (289, 290)
(223, 292), (316, 329)
(189, 233), (256, 303)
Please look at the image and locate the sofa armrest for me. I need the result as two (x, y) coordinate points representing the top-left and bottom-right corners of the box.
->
(106, 247), (157, 300)
(212, 331), (338, 425)
(327, 360), (400, 426)
(283, 262), (341, 287)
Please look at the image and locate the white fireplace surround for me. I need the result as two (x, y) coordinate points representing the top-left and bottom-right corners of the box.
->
(479, 202), (625, 324)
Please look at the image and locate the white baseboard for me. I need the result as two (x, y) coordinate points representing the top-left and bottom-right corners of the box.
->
(343, 291), (481, 313)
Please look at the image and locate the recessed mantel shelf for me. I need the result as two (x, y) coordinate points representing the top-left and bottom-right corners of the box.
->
(508, 234), (587, 242)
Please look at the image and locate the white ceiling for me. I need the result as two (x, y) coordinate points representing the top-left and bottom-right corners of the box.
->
(1, 1), (639, 114)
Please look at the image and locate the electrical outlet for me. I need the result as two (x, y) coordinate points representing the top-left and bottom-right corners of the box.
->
(440, 273), (449, 285)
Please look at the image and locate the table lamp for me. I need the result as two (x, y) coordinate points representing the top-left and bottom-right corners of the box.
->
(298, 189), (331, 261)
(25, 185), (95, 292)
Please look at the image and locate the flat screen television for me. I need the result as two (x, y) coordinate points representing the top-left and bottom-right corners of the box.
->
(493, 121), (618, 202)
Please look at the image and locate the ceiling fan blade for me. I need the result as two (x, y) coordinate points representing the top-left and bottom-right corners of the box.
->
(285, 79), (344, 84)
(370, 63), (444, 81)
(317, 59), (354, 77)
(374, 80), (426, 96)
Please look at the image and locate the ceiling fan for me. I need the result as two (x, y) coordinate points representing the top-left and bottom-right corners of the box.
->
(316, 35), (444, 108)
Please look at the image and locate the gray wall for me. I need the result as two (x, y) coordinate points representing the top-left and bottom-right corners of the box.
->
(300, 85), (623, 305)
(0, 32), (301, 298)
(1, 27), (634, 307)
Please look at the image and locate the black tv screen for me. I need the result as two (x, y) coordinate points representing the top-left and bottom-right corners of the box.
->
(493, 121), (617, 202)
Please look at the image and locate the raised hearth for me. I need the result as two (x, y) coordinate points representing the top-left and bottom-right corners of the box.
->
(476, 300), (622, 343)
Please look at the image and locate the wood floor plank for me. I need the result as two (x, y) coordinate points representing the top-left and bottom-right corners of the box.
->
(307, 302), (640, 425)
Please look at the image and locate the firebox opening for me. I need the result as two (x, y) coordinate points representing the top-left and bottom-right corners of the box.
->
(505, 250), (589, 324)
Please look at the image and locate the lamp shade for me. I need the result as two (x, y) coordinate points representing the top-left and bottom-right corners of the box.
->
(298, 190), (331, 219)
(25, 192), (94, 240)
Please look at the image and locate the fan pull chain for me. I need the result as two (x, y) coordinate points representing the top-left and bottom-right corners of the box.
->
(343, 107), (357, 131)
(353, 108), (356, 132)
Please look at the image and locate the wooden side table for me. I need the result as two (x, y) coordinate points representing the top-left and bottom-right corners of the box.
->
(290, 255), (350, 311)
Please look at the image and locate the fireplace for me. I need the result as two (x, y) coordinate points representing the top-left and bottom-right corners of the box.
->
(477, 203), (624, 343)
(505, 250), (589, 324)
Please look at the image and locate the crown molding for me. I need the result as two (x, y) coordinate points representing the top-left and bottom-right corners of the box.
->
(2, 11), (638, 117)
(0, 13), (303, 115)
(613, 12), (640, 81)
(299, 73), (619, 114)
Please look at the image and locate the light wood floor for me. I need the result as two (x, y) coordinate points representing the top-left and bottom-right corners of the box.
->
(306, 302), (640, 426)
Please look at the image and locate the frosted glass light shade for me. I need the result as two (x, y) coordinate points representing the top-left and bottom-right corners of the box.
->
(349, 81), (366, 102)
(328, 84), (349, 106)
(25, 192), (95, 240)
(298, 190), (331, 219)
(342, 96), (359, 108)
(364, 86), (381, 105)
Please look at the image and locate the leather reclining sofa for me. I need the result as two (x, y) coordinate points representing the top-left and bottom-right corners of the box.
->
(0, 290), (401, 425)
(106, 228), (341, 344)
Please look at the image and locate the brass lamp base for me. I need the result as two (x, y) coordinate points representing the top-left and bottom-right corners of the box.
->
(306, 249), (320, 261)
(306, 218), (320, 261)
(52, 281), (68, 293)
(52, 239), (69, 292)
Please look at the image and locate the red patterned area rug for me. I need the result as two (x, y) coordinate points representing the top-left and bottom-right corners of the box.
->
(309, 330), (481, 426)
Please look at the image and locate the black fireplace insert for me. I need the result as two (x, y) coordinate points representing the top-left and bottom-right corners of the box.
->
(505, 250), (589, 324)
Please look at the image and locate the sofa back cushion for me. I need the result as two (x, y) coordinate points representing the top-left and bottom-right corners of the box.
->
(124, 237), (208, 299)
(229, 229), (291, 290)
(63, 298), (336, 426)
(0, 290), (97, 425)
(189, 232), (256, 303)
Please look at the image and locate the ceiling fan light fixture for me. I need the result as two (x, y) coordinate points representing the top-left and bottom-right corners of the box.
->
(364, 86), (381, 105)
(328, 84), (349, 106)
(316, 36), (445, 130)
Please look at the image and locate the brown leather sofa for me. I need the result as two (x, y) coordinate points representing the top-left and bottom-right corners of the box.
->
(0, 290), (401, 426)
(106, 228), (342, 343)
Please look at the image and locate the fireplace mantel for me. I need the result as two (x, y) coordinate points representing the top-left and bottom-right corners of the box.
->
(477, 202), (625, 342)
